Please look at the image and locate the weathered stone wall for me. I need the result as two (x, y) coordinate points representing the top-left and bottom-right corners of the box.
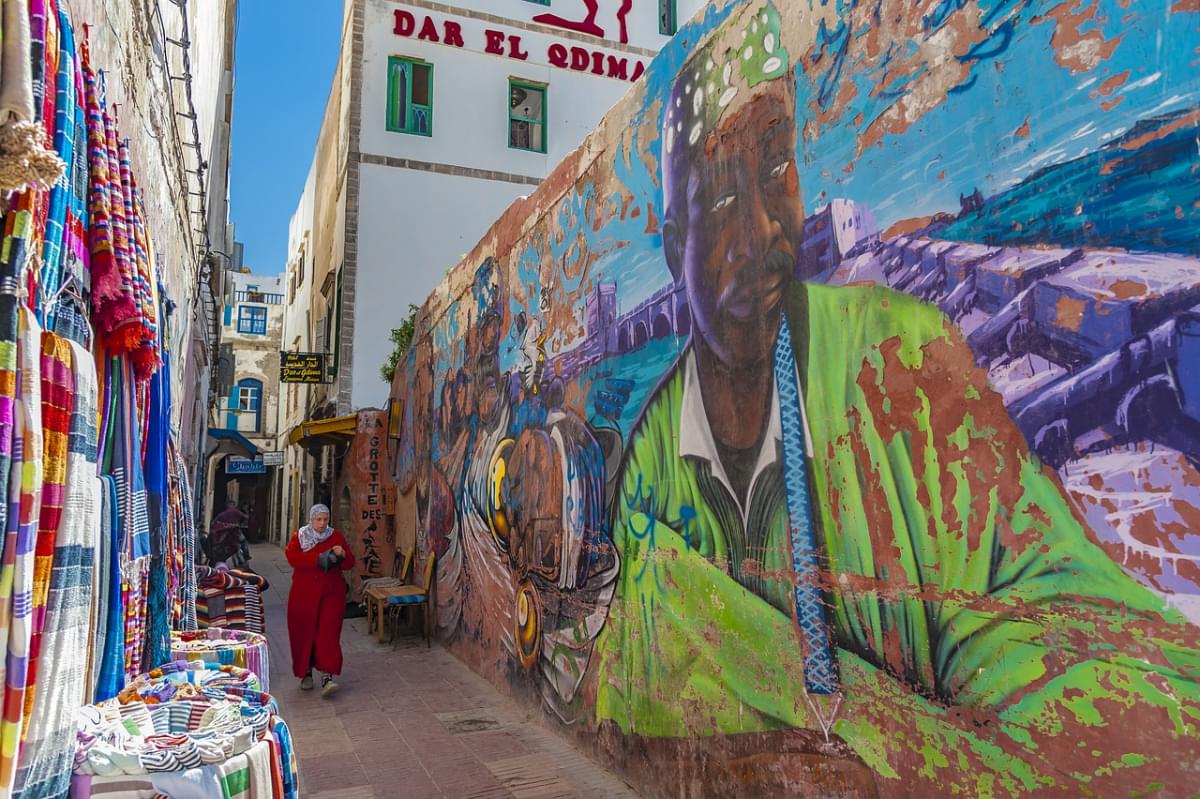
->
(384, 1), (1200, 795)
(66, 0), (236, 474)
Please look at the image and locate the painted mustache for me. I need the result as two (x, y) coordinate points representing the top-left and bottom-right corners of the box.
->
(719, 249), (793, 320)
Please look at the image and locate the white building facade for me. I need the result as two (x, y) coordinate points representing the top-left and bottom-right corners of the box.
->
(275, 0), (704, 537)
(320, 0), (707, 410)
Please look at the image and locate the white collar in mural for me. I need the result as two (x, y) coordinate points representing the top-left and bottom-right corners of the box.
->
(678, 347), (812, 522)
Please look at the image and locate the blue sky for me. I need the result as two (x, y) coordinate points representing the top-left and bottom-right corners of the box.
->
(230, 0), (342, 276)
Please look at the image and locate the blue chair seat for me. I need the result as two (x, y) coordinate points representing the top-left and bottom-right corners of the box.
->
(387, 593), (426, 605)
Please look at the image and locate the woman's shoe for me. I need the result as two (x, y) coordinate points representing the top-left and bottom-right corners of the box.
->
(300, 673), (314, 691)
(321, 673), (339, 698)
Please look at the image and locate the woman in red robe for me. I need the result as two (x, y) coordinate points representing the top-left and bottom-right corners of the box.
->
(286, 504), (355, 696)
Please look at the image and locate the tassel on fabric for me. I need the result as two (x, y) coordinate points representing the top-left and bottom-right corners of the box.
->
(0, 121), (64, 193)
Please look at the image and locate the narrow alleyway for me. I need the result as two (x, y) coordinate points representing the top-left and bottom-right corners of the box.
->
(252, 545), (639, 799)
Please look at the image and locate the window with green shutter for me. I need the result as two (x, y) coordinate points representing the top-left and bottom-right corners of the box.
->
(387, 57), (433, 136)
(509, 79), (546, 153)
(659, 0), (677, 35)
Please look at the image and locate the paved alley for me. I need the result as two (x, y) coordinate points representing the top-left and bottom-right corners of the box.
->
(252, 545), (639, 799)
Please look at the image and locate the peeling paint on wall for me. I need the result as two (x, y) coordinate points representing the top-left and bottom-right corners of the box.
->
(385, 0), (1200, 795)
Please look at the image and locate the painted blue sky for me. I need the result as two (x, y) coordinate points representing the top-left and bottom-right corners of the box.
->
(598, 0), (1199, 312)
(230, 0), (342, 275)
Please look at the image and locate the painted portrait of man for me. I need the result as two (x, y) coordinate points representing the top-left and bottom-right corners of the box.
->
(591, 0), (1200, 788)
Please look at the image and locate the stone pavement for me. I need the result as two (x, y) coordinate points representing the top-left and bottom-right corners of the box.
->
(251, 544), (640, 799)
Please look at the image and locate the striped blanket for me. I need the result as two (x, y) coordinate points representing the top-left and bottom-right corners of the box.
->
(0, 191), (34, 548)
(106, 354), (150, 682)
(23, 332), (75, 729)
(0, 308), (44, 798)
(82, 39), (118, 318)
(16, 339), (99, 798)
(169, 631), (270, 693)
(196, 568), (268, 634)
(37, 5), (85, 333)
(93, 475), (123, 702)
(171, 444), (198, 632)
(143, 354), (169, 670)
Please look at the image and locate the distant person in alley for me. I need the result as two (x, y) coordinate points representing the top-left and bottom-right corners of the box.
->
(286, 503), (355, 697)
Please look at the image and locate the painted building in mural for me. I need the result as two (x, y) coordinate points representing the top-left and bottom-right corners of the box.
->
(206, 271), (284, 537)
(382, 0), (1200, 795)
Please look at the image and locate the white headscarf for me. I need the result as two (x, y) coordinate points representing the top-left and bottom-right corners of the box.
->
(298, 504), (334, 551)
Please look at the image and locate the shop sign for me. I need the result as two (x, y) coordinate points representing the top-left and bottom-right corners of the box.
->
(227, 456), (267, 475)
(280, 352), (326, 384)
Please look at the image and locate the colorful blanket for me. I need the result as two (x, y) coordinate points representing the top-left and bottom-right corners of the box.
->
(16, 339), (99, 799)
(170, 444), (198, 632)
(0, 191), (35, 545)
(169, 631), (270, 693)
(195, 568), (268, 635)
(93, 474), (123, 702)
(143, 351), (168, 670)
(22, 332), (74, 730)
(36, 5), (77, 325)
(81, 39), (116, 315)
(0, 308), (44, 798)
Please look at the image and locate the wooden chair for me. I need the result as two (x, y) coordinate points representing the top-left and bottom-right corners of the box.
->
(386, 552), (435, 648)
(364, 547), (413, 642)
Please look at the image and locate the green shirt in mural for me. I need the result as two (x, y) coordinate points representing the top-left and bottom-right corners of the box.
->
(593, 282), (1199, 783)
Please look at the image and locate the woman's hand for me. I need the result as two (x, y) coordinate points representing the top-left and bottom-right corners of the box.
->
(331, 545), (346, 559)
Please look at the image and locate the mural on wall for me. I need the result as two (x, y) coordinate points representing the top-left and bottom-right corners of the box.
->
(388, 0), (1200, 794)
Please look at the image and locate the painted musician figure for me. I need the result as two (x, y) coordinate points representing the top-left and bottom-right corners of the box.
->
(590, 0), (1200, 789)
(425, 258), (620, 720)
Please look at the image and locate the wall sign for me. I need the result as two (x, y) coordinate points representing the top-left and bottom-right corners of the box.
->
(392, 9), (647, 83)
(261, 451), (285, 466)
(226, 456), (267, 475)
(280, 351), (327, 384)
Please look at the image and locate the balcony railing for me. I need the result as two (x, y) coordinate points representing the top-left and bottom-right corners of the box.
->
(235, 290), (284, 305)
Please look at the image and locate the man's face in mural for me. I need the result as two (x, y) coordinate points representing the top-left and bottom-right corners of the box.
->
(472, 312), (503, 423)
(663, 77), (803, 370)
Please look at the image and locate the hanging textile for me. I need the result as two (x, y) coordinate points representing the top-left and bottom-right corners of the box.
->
(81, 39), (116, 325)
(111, 354), (151, 681)
(142, 350), (169, 670)
(22, 0), (56, 306)
(22, 331), (74, 732)
(0, 307), (44, 798)
(36, 4), (76, 320)
(92, 474), (122, 703)
(0, 0), (63, 194)
(95, 111), (137, 348)
(16, 338), (99, 799)
(41, 7), (87, 334)
(172, 443), (198, 633)
(195, 567), (268, 635)
(0, 203), (35, 547)
(126, 191), (157, 378)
